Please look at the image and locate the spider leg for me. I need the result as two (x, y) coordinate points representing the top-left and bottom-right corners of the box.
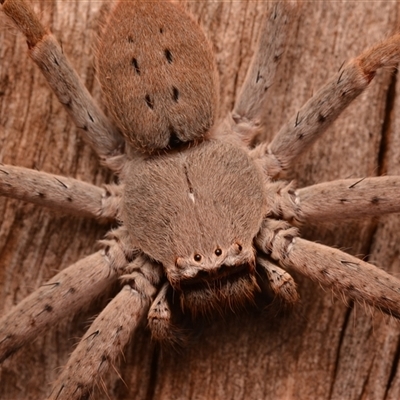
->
(257, 255), (299, 306)
(0, 229), (135, 363)
(256, 219), (400, 318)
(0, 0), (125, 170)
(223, 2), (296, 144)
(251, 33), (400, 177)
(0, 164), (121, 221)
(47, 257), (162, 400)
(273, 176), (400, 224)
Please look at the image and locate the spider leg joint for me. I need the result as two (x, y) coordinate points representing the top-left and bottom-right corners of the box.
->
(256, 219), (299, 261)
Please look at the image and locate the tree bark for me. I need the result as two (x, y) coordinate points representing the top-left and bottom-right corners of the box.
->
(1, 1), (400, 399)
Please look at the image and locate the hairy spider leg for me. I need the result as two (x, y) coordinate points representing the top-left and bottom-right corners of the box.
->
(47, 257), (162, 400)
(226, 2), (297, 144)
(0, 235), (133, 363)
(274, 176), (400, 224)
(0, 164), (121, 221)
(256, 34), (400, 177)
(256, 219), (400, 318)
(1, 0), (125, 170)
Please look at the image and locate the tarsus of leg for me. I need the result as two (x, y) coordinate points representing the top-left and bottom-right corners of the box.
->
(1, 0), (125, 170)
(254, 33), (400, 177)
(0, 164), (121, 221)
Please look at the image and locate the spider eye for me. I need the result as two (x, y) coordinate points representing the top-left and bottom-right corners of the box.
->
(194, 254), (202, 262)
(215, 248), (222, 256)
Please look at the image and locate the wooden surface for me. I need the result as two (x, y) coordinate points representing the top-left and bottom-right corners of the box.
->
(1, 1), (400, 399)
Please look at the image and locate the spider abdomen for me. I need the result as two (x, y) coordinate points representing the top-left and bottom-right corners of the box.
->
(97, 0), (219, 153)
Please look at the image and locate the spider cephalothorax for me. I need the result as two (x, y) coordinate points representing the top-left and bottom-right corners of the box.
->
(123, 139), (268, 315)
(2, 0), (400, 399)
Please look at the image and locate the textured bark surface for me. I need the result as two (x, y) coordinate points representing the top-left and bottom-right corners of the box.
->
(1, 1), (400, 399)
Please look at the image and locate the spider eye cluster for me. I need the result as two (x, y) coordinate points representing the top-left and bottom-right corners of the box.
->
(97, 0), (219, 153)
(190, 245), (242, 263)
(193, 248), (222, 261)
